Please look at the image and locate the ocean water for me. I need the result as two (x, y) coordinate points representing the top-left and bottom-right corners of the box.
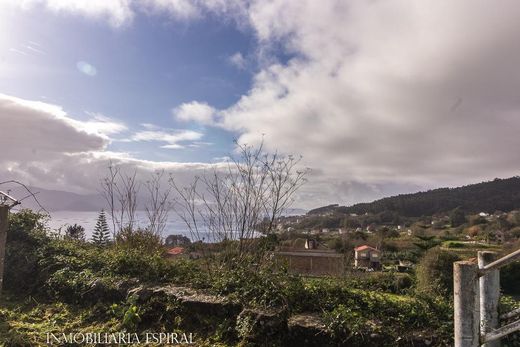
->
(46, 210), (198, 241)
(44, 210), (262, 242)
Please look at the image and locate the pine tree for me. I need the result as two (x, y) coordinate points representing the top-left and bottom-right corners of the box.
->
(65, 223), (85, 241)
(92, 210), (111, 246)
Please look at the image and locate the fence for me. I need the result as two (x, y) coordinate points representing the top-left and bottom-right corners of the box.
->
(454, 248), (520, 346)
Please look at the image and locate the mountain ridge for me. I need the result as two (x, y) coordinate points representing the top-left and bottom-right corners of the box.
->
(308, 176), (520, 217)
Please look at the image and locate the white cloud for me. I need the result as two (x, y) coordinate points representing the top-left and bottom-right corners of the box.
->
(173, 101), (218, 125)
(0, 0), (247, 27)
(76, 61), (97, 77)
(215, 1), (520, 191)
(0, 93), (221, 197)
(228, 52), (246, 69)
(0, 94), (107, 161)
(1, 0), (135, 27)
(131, 128), (204, 149)
(82, 112), (128, 137)
(139, 0), (200, 20)
(5, 1), (520, 207)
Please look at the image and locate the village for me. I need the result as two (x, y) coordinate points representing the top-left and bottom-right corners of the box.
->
(162, 208), (520, 278)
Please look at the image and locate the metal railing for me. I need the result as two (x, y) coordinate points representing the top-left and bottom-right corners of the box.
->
(454, 249), (520, 346)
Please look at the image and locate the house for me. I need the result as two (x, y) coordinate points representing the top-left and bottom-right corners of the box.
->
(305, 239), (318, 250)
(397, 260), (414, 272)
(166, 246), (186, 258)
(354, 245), (381, 269)
(366, 224), (376, 233)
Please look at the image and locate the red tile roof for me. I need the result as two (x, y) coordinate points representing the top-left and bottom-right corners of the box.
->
(354, 245), (379, 252)
(167, 247), (185, 255)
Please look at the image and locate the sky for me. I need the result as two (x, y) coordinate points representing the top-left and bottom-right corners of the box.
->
(1, 0), (520, 209)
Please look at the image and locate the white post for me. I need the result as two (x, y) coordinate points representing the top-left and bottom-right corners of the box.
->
(454, 260), (480, 347)
(479, 251), (500, 347)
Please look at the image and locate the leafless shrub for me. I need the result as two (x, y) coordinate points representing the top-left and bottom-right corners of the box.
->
(101, 164), (170, 240)
(144, 170), (171, 236)
(170, 141), (308, 266)
(100, 164), (141, 238)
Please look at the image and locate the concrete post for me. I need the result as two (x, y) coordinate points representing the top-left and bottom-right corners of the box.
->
(0, 205), (9, 294)
(479, 251), (500, 347)
(454, 260), (480, 347)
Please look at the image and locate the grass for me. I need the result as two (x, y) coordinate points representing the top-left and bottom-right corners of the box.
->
(0, 294), (120, 346)
(0, 294), (234, 347)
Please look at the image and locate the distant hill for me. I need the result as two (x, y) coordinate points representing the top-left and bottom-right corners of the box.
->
(308, 177), (520, 217)
(1, 185), (105, 212)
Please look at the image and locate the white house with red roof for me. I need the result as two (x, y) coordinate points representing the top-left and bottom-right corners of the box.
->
(354, 245), (381, 269)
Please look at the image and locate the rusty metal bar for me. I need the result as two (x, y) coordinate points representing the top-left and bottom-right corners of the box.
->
(500, 307), (520, 321)
(482, 319), (520, 344)
(479, 248), (520, 276)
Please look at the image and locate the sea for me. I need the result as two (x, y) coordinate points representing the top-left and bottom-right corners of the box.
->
(44, 210), (271, 242)
(46, 210), (199, 241)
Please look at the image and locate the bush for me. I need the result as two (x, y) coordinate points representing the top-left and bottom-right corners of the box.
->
(444, 241), (464, 248)
(345, 272), (413, 294)
(501, 262), (520, 296)
(415, 247), (460, 297)
(211, 259), (304, 308)
(103, 248), (175, 282)
(4, 210), (51, 293)
(115, 227), (163, 253)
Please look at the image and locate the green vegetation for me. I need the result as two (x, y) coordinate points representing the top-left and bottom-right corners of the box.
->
(2, 210), (464, 346)
(309, 176), (520, 217)
(91, 210), (111, 246)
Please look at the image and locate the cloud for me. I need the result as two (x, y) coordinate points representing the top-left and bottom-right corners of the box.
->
(130, 127), (204, 149)
(228, 52), (246, 69)
(5, 1), (520, 208)
(139, 0), (201, 20)
(1, 0), (246, 27)
(3, 0), (135, 27)
(0, 94), (107, 161)
(173, 101), (218, 125)
(0, 93), (220, 197)
(82, 112), (128, 137)
(212, 1), (520, 191)
(76, 61), (97, 76)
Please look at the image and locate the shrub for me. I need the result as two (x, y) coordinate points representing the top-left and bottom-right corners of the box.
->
(501, 262), (520, 296)
(415, 247), (460, 297)
(211, 259), (304, 309)
(4, 210), (51, 293)
(103, 248), (175, 282)
(115, 227), (163, 253)
(64, 224), (85, 241)
(444, 241), (464, 248)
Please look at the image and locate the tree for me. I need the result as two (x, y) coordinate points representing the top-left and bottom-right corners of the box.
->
(449, 207), (466, 227)
(65, 224), (85, 241)
(170, 140), (308, 268)
(416, 247), (460, 297)
(413, 235), (441, 253)
(164, 234), (191, 247)
(92, 210), (111, 246)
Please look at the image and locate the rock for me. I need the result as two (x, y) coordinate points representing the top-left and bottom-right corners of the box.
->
(286, 313), (334, 347)
(127, 285), (154, 302)
(157, 286), (242, 318)
(236, 308), (287, 344)
(84, 278), (126, 302)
